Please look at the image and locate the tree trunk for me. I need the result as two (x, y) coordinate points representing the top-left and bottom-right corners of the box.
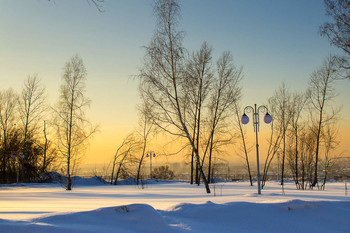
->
(42, 120), (48, 173)
(67, 176), (72, 190)
(114, 162), (122, 185)
(195, 86), (202, 186)
(114, 151), (129, 185)
(235, 104), (253, 186)
(281, 112), (286, 186)
(322, 171), (327, 190)
(312, 118), (322, 187)
(137, 143), (147, 185)
(1, 132), (7, 182)
(66, 88), (75, 191)
(182, 121), (210, 193)
(294, 126), (299, 186)
(208, 134), (214, 183)
(190, 93), (199, 185)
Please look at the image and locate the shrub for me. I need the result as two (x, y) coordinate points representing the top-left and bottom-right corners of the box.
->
(152, 165), (174, 180)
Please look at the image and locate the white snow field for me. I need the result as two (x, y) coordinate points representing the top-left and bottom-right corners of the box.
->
(1, 180), (350, 233)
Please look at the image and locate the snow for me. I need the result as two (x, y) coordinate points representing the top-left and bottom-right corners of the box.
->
(1, 180), (350, 233)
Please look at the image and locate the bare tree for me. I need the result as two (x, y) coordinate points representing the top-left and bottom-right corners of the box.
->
(261, 108), (283, 188)
(111, 133), (140, 185)
(53, 55), (97, 190)
(48, 0), (105, 12)
(18, 75), (46, 161)
(287, 91), (308, 187)
(320, 0), (350, 80)
(40, 120), (57, 173)
(110, 135), (130, 184)
(308, 55), (340, 187)
(87, 0), (104, 12)
(110, 133), (140, 185)
(320, 124), (339, 190)
(298, 127), (316, 189)
(233, 100), (253, 186)
(42, 120), (48, 172)
(0, 89), (18, 182)
(183, 42), (213, 184)
(204, 52), (242, 183)
(261, 84), (291, 187)
(277, 84), (292, 185)
(321, 0), (350, 56)
(135, 103), (155, 185)
(139, 0), (211, 193)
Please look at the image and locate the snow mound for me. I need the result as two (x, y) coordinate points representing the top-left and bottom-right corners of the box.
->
(38, 172), (65, 184)
(162, 200), (350, 233)
(1, 182), (350, 232)
(36, 172), (107, 186)
(117, 177), (138, 185)
(279, 199), (320, 211)
(5, 204), (171, 233)
(72, 176), (107, 186)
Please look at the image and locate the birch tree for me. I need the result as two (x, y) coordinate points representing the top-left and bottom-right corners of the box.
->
(261, 84), (291, 188)
(54, 55), (97, 190)
(320, 124), (339, 190)
(271, 84), (292, 185)
(287, 92), (308, 187)
(183, 42), (213, 184)
(18, 75), (46, 147)
(308, 55), (340, 187)
(18, 75), (46, 174)
(139, 0), (211, 193)
(233, 101), (253, 186)
(135, 102), (155, 185)
(204, 52), (242, 183)
(298, 127), (316, 189)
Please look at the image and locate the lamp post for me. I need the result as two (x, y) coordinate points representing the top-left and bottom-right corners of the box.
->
(241, 104), (272, 194)
(146, 152), (156, 179)
(12, 153), (25, 184)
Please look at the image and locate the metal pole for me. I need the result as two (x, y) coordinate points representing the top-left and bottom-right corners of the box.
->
(150, 151), (152, 179)
(254, 104), (261, 195)
(16, 155), (19, 184)
(242, 104), (271, 195)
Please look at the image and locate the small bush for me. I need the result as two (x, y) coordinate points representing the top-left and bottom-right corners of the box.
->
(152, 165), (174, 180)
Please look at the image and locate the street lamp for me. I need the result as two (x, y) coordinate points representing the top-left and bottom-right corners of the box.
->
(12, 153), (25, 184)
(146, 152), (156, 179)
(241, 104), (272, 194)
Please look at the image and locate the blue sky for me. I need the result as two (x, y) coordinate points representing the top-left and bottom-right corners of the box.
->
(0, 0), (349, 164)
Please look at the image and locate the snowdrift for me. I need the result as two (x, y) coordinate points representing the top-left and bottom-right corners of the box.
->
(1, 200), (349, 233)
(163, 200), (350, 233)
(37, 172), (108, 186)
(1, 181), (350, 232)
(0, 204), (170, 233)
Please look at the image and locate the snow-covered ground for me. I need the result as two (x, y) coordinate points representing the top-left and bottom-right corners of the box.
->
(1, 180), (349, 232)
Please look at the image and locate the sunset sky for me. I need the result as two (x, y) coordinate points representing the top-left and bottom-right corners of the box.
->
(1, 0), (349, 169)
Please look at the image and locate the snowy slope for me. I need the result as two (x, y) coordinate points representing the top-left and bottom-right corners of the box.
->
(1, 181), (350, 233)
(162, 200), (350, 233)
